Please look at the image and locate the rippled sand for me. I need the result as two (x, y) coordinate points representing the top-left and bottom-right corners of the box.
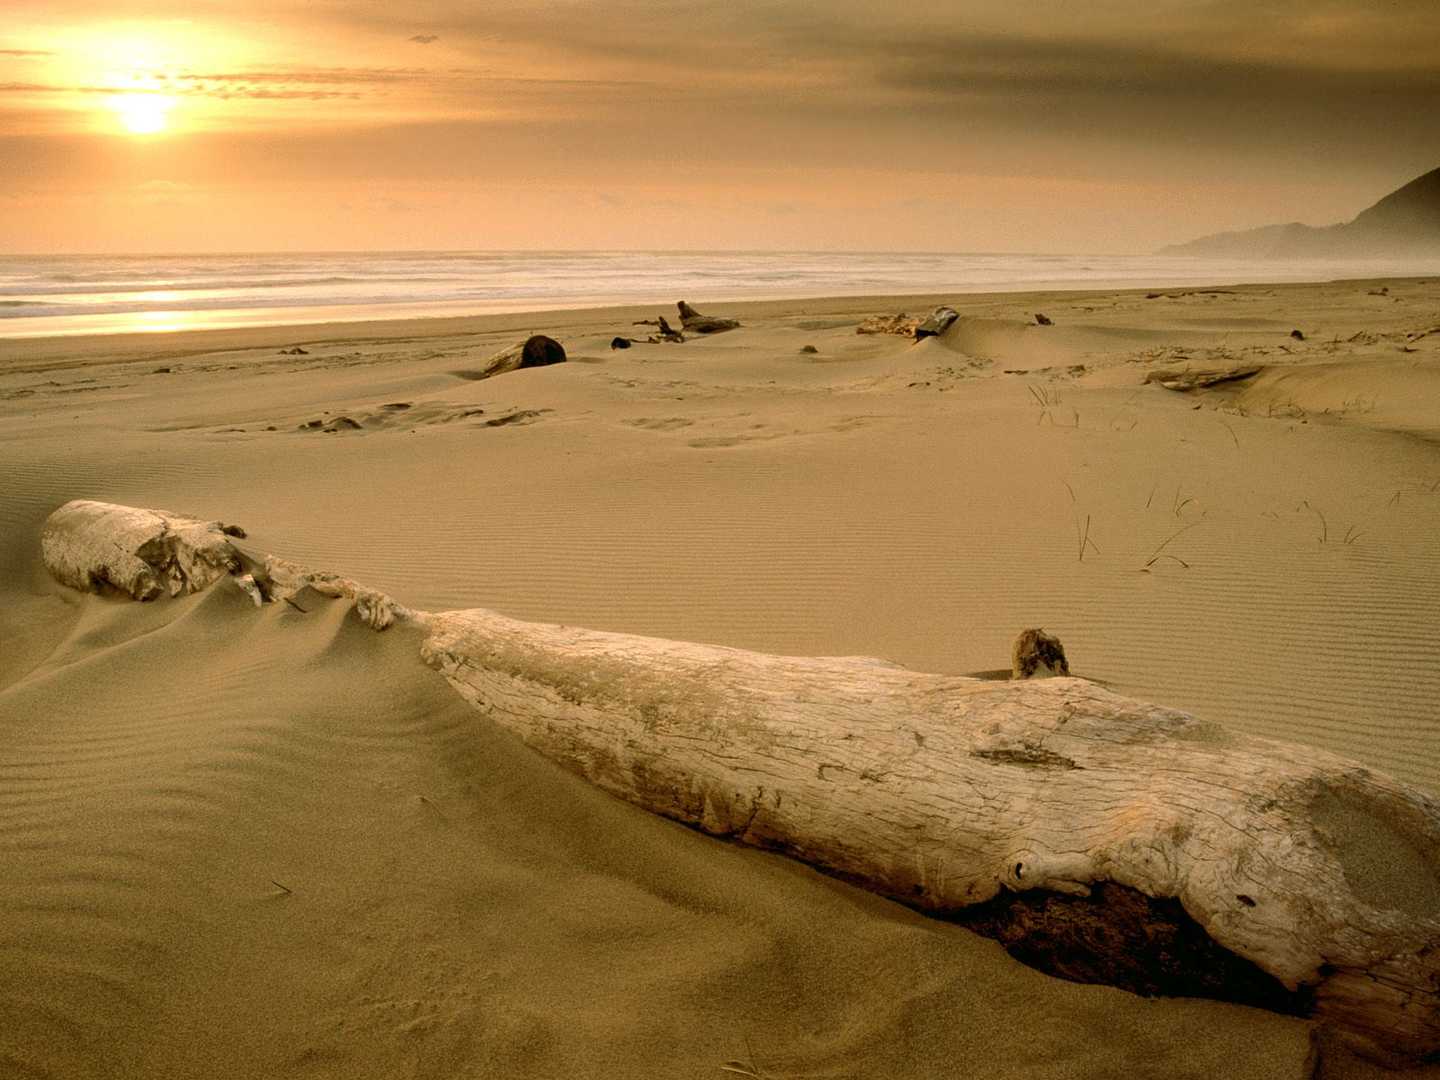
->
(3, 279), (1439, 1079)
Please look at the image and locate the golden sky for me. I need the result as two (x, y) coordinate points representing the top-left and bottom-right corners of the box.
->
(3, 0), (1438, 253)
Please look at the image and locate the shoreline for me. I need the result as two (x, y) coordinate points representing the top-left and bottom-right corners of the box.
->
(8, 247), (1437, 346)
(2, 272), (1435, 372)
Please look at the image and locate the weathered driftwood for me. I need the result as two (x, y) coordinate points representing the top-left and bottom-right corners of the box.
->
(38, 500), (1440, 1063)
(520, 334), (567, 367)
(418, 609), (1440, 1062)
(676, 300), (739, 334)
(40, 500), (243, 600)
(1144, 365), (1263, 392)
(915, 305), (960, 340)
(653, 315), (684, 343)
(853, 307), (960, 341)
(632, 317), (684, 343)
(466, 335), (568, 381)
(260, 554), (415, 630)
(40, 502), (412, 629)
(856, 313), (921, 336)
(1011, 627), (1070, 678)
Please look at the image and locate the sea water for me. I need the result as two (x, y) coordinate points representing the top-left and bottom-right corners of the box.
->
(1, 249), (1435, 338)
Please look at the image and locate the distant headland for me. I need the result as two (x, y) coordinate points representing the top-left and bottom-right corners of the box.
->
(1163, 166), (1440, 258)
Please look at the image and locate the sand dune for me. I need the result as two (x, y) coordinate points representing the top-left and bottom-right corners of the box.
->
(4, 280), (1440, 1078)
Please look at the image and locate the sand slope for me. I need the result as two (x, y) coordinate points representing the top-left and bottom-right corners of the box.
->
(1, 585), (1321, 1080)
(4, 280), (1440, 1078)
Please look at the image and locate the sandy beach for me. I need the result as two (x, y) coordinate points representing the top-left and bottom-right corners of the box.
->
(3, 278), (1440, 1079)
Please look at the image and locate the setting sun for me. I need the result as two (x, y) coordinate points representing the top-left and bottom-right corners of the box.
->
(110, 92), (173, 135)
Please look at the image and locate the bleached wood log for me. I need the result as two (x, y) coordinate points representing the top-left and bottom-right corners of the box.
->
(420, 609), (1440, 1063)
(40, 500), (242, 600)
(261, 554), (416, 630)
(37, 500), (1440, 1063)
(39, 500), (414, 629)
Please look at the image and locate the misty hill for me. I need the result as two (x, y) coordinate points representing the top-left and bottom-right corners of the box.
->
(1163, 167), (1440, 258)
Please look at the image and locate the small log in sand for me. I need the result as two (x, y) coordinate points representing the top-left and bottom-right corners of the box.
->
(676, 300), (739, 334)
(38, 499), (1440, 1064)
(1144, 366), (1263, 392)
(461, 335), (568, 382)
(916, 306), (960, 339)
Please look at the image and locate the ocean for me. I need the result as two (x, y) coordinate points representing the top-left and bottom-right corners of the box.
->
(1, 249), (1435, 338)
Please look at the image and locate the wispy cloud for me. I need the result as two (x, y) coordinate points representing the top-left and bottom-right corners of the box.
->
(176, 67), (432, 85)
(0, 62), (655, 111)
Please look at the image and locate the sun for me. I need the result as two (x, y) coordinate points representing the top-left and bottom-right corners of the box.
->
(110, 92), (174, 135)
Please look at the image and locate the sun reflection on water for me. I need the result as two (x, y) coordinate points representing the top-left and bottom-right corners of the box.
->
(127, 310), (191, 333)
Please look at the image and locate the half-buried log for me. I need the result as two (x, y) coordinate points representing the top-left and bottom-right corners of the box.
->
(520, 334), (566, 368)
(40, 500), (414, 629)
(1144, 365), (1263, 392)
(915, 305), (960, 340)
(463, 335), (568, 382)
(37, 499), (1440, 1064)
(40, 500), (243, 600)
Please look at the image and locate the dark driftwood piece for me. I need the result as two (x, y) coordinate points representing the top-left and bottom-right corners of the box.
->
(676, 300), (739, 334)
(37, 500), (1440, 1064)
(915, 306), (960, 340)
(632, 317), (684, 343)
(1011, 628), (1070, 678)
(520, 335), (566, 367)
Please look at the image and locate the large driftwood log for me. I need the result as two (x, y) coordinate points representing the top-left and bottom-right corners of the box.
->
(37, 500), (1440, 1063)
(419, 610), (1440, 1061)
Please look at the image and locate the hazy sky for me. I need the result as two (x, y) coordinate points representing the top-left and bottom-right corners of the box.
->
(3, 0), (1438, 253)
